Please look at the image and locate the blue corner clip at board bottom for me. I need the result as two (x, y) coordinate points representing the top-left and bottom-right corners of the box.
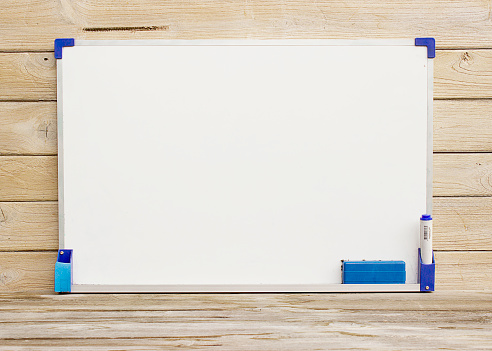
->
(54, 249), (72, 293)
(419, 248), (435, 292)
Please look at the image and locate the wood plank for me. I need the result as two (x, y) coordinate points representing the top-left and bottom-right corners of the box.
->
(434, 100), (492, 152)
(435, 50), (492, 99)
(0, 294), (490, 351)
(0, 197), (490, 252)
(0, 102), (57, 155)
(435, 251), (492, 291)
(0, 156), (57, 201)
(0, 202), (58, 251)
(1, 0), (492, 50)
(433, 197), (492, 251)
(2, 100), (492, 155)
(0, 252), (55, 293)
(1, 154), (492, 201)
(1, 50), (492, 100)
(0, 251), (489, 292)
(0, 53), (55, 101)
(0, 334), (485, 351)
(1, 290), (491, 311)
(434, 153), (492, 197)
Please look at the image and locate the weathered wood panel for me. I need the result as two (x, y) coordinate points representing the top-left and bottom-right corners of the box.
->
(1, 154), (492, 201)
(2, 100), (491, 155)
(0, 102), (57, 155)
(0, 156), (58, 201)
(0, 202), (58, 251)
(434, 100), (492, 152)
(0, 292), (490, 350)
(0, 199), (489, 251)
(434, 153), (492, 197)
(433, 197), (492, 251)
(1, 290), (491, 310)
(0, 54), (55, 101)
(435, 251), (492, 291)
(0, 252), (56, 293)
(1, 0), (492, 50)
(0, 251), (490, 292)
(1, 50), (492, 100)
(435, 50), (492, 99)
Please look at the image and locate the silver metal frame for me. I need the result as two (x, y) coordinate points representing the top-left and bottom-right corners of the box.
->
(71, 284), (421, 293)
(57, 39), (432, 293)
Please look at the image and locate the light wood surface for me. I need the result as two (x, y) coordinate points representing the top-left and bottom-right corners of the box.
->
(2, 154), (492, 202)
(1, 50), (492, 100)
(0, 202), (58, 251)
(0, 156), (57, 201)
(434, 153), (492, 196)
(434, 100), (492, 152)
(0, 292), (490, 350)
(1, 198), (489, 252)
(0, 251), (490, 293)
(2, 100), (492, 155)
(435, 50), (492, 99)
(0, 252), (56, 293)
(2, 0), (492, 50)
(0, 0), (491, 296)
(0, 54), (55, 101)
(433, 197), (492, 250)
(0, 2), (490, 349)
(0, 102), (57, 155)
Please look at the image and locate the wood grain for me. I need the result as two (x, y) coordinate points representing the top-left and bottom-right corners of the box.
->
(0, 156), (58, 201)
(1, 50), (492, 100)
(1, 154), (492, 201)
(0, 252), (55, 293)
(435, 50), (492, 99)
(435, 251), (492, 291)
(0, 199), (489, 251)
(1, 0), (492, 50)
(0, 292), (491, 350)
(433, 197), (492, 251)
(2, 100), (492, 155)
(0, 102), (57, 155)
(1, 290), (491, 311)
(0, 251), (490, 293)
(0, 202), (58, 251)
(0, 54), (55, 101)
(434, 153), (492, 197)
(434, 100), (492, 152)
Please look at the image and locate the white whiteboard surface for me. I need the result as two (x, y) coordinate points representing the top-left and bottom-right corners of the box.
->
(58, 40), (430, 291)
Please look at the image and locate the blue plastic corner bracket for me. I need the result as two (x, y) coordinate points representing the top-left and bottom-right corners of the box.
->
(418, 248), (435, 292)
(54, 249), (72, 293)
(415, 37), (436, 59)
(54, 38), (75, 59)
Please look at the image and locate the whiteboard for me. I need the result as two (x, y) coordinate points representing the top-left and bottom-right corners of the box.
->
(57, 40), (431, 292)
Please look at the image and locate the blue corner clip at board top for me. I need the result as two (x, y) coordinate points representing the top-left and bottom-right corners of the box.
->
(54, 38), (75, 59)
(415, 37), (436, 58)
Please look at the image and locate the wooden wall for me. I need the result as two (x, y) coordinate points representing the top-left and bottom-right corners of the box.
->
(0, 0), (491, 292)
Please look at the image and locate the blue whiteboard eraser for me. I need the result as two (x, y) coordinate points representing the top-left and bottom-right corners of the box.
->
(342, 261), (406, 284)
